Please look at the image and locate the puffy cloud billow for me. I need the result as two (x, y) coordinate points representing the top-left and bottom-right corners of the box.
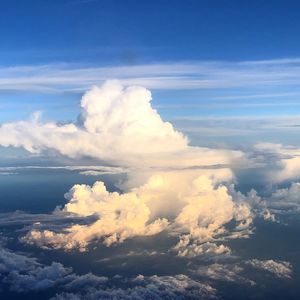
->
(22, 171), (252, 254)
(246, 259), (293, 279)
(0, 242), (293, 299)
(0, 246), (73, 292)
(0, 81), (242, 168)
(0, 243), (217, 299)
(23, 179), (169, 251)
(253, 143), (300, 183)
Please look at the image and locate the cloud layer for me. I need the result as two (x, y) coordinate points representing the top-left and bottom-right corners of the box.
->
(0, 240), (293, 299)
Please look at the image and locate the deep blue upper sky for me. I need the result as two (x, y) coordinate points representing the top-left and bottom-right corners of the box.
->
(1, 0), (300, 64)
(1, 0), (300, 126)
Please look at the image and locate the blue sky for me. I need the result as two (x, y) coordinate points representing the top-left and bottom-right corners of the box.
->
(1, 0), (300, 124)
(2, 0), (300, 63)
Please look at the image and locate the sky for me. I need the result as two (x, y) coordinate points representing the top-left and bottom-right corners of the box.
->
(2, 0), (300, 63)
(2, 1), (300, 300)
(2, 0), (300, 127)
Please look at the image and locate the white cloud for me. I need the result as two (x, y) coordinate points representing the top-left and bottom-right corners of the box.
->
(246, 259), (292, 279)
(276, 156), (300, 183)
(174, 176), (252, 238)
(53, 274), (217, 300)
(196, 259), (293, 284)
(0, 246), (73, 292)
(2, 58), (300, 93)
(174, 239), (231, 258)
(0, 165), (127, 176)
(248, 144), (300, 213)
(229, 187), (277, 223)
(0, 81), (241, 169)
(267, 182), (300, 212)
(0, 172), (18, 176)
(196, 263), (254, 285)
(0, 243), (217, 299)
(0, 211), (91, 227)
(253, 143), (300, 183)
(79, 170), (116, 176)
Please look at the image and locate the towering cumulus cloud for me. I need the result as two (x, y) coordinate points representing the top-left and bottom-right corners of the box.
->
(0, 81), (252, 255)
(23, 171), (252, 253)
(0, 80), (241, 168)
(23, 180), (169, 250)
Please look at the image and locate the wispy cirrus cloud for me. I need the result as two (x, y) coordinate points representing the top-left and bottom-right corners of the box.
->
(1, 58), (300, 93)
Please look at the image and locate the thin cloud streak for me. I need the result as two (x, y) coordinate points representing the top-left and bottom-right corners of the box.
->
(1, 58), (300, 93)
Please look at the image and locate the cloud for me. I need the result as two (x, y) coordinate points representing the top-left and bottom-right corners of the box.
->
(22, 179), (169, 251)
(196, 259), (293, 284)
(276, 157), (300, 182)
(53, 274), (217, 300)
(0, 211), (96, 227)
(0, 81), (241, 169)
(229, 187), (277, 222)
(267, 182), (300, 212)
(1, 67), (300, 299)
(171, 175), (252, 258)
(0, 76), (251, 256)
(0, 240), (293, 299)
(21, 170), (253, 255)
(0, 243), (217, 299)
(196, 263), (254, 285)
(0, 246), (74, 292)
(246, 259), (292, 279)
(228, 173), (300, 218)
(172, 115), (300, 143)
(2, 58), (300, 93)
(0, 172), (18, 176)
(79, 170), (116, 176)
(0, 165), (127, 176)
(174, 239), (231, 258)
(253, 143), (300, 183)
